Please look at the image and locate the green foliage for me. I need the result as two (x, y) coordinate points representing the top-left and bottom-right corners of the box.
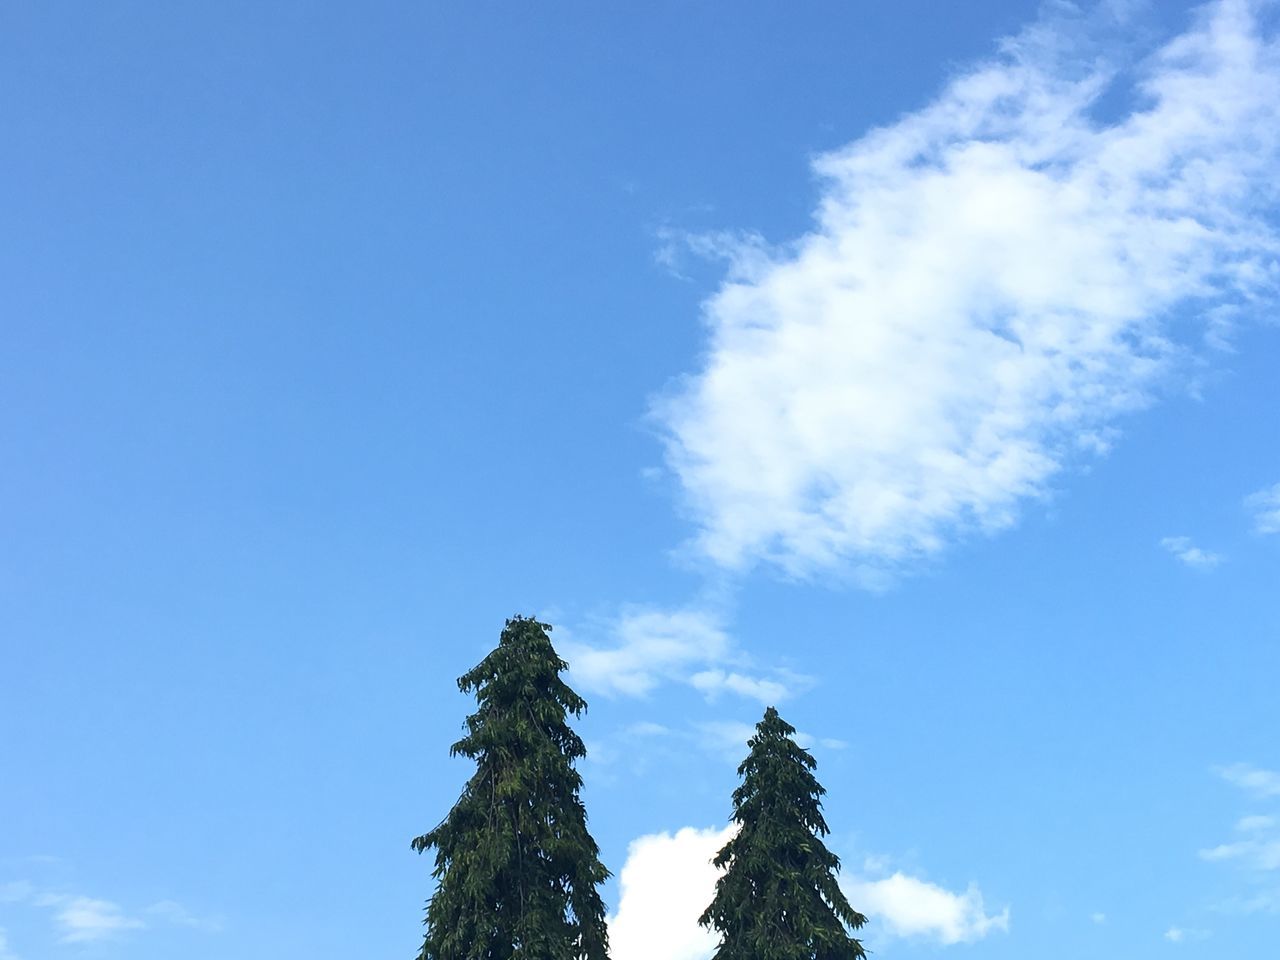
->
(412, 616), (610, 960)
(700, 706), (868, 960)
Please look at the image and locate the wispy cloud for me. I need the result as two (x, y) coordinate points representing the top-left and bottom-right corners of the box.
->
(0, 883), (32, 905)
(1236, 815), (1276, 832)
(1160, 535), (1224, 569)
(1201, 763), (1280, 915)
(1215, 889), (1280, 915)
(1, 881), (217, 947)
(1245, 482), (1280, 534)
(37, 895), (145, 944)
(689, 669), (790, 703)
(588, 716), (844, 776)
(144, 900), (223, 933)
(1165, 925), (1211, 943)
(1216, 763), (1280, 798)
(693, 720), (759, 760)
(560, 607), (809, 703)
(655, 0), (1280, 582)
(1200, 836), (1280, 871)
(1201, 779), (1280, 872)
(693, 719), (846, 762)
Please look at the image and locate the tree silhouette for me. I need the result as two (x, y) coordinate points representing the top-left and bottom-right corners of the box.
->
(700, 706), (867, 960)
(412, 616), (610, 960)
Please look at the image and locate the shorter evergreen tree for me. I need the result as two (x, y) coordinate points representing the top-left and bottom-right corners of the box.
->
(412, 616), (610, 960)
(700, 706), (867, 960)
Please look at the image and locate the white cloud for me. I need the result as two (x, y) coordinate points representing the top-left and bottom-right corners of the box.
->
(843, 872), (1009, 944)
(608, 825), (734, 960)
(1217, 763), (1280, 798)
(656, 0), (1280, 581)
(1091, 911), (1108, 924)
(0, 928), (17, 960)
(1160, 536), (1224, 569)
(561, 608), (731, 697)
(1164, 925), (1210, 943)
(561, 607), (806, 703)
(1245, 482), (1280, 533)
(40, 896), (145, 944)
(608, 825), (1003, 955)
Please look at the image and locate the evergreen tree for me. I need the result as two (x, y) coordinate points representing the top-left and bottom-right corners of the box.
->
(412, 616), (610, 960)
(700, 706), (867, 960)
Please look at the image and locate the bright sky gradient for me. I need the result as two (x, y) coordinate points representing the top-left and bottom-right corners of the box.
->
(3, 2), (1279, 958)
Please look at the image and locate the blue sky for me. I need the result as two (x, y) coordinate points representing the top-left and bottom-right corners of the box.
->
(2, 1), (1279, 958)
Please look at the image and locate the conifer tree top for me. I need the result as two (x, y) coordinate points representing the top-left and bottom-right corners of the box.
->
(449, 615), (588, 764)
(412, 616), (610, 960)
(700, 705), (868, 960)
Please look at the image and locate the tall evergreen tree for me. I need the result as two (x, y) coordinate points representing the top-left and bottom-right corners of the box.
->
(412, 616), (610, 960)
(700, 706), (867, 960)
